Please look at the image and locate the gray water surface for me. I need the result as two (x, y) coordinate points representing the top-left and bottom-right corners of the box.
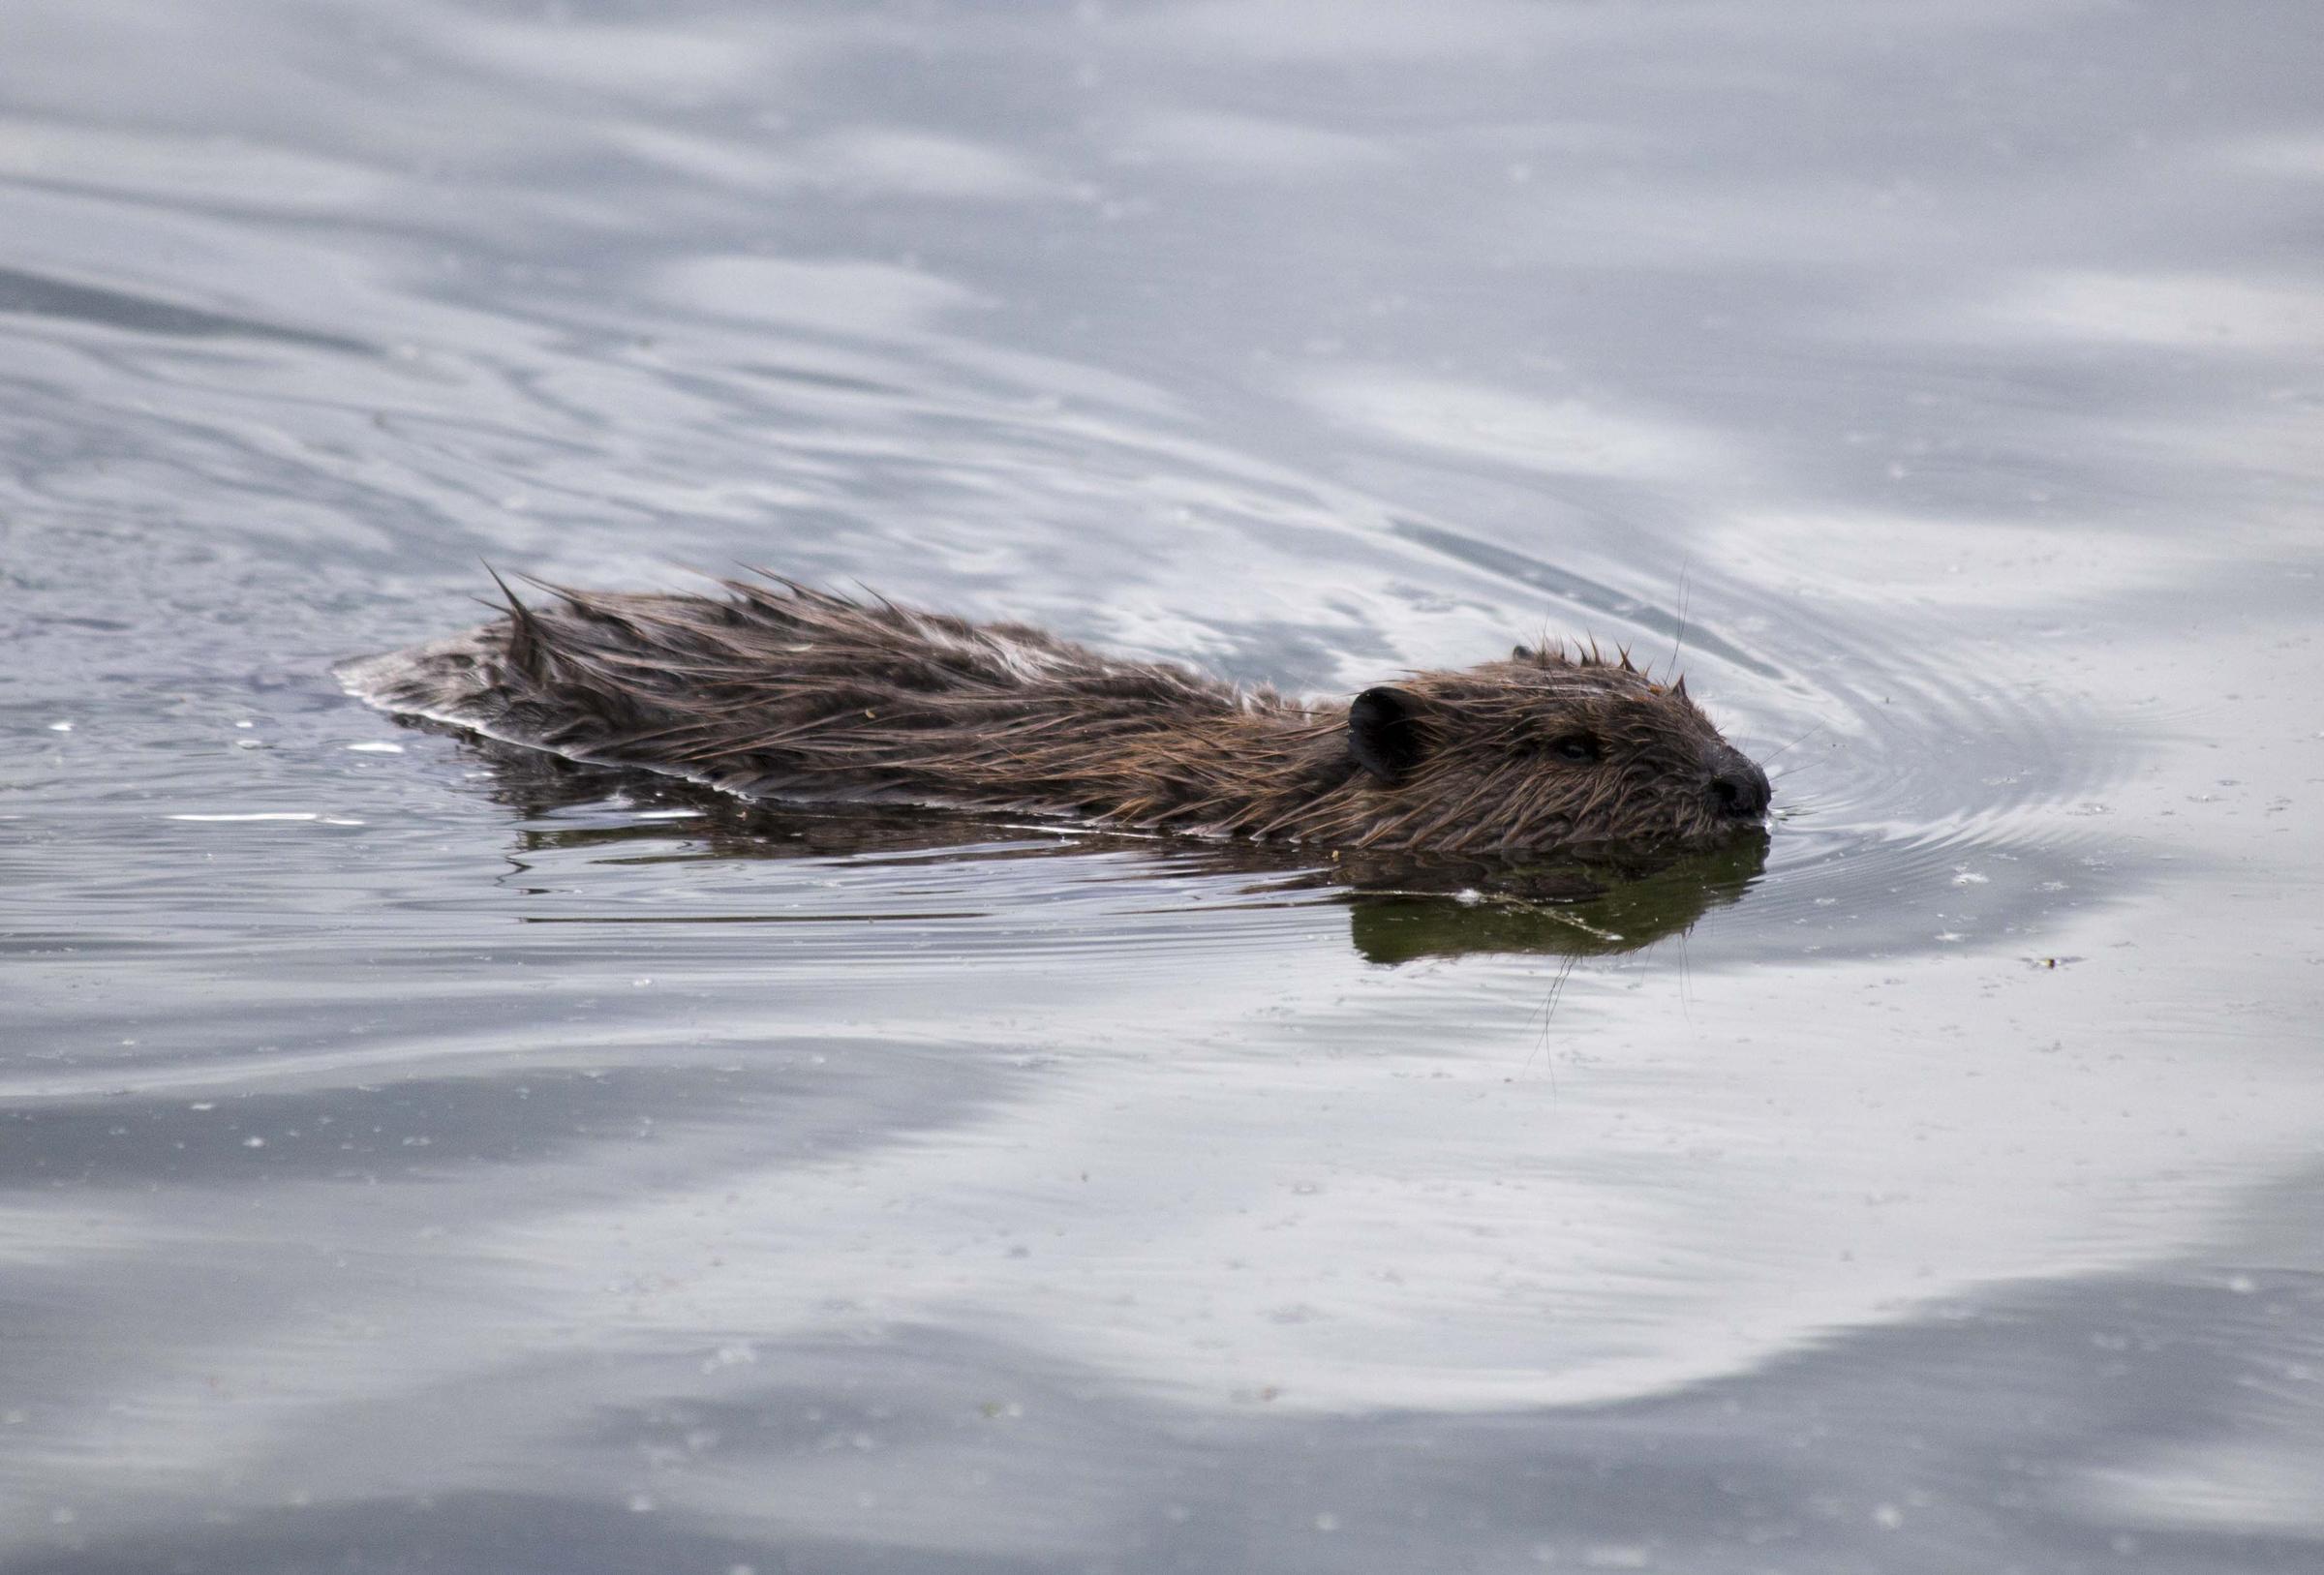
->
(6, 2), (2324, 1570)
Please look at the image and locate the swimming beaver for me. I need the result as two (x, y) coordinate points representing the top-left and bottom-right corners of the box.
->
(337, 572), (1770, 858)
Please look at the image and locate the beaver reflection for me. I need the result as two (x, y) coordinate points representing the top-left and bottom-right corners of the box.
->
(1333, 838), (1765, 964)
(449, 731), (1766, 963)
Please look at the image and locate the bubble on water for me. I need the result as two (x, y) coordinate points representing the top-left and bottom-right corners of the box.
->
(346, 741), (405, 753)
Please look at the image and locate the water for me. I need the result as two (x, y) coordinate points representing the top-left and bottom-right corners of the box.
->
(5, 2), (2322, 1569)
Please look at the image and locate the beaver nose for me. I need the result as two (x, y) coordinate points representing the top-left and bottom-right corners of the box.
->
(1708, 752), (1771, 820)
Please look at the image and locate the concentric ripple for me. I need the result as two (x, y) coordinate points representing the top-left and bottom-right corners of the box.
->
(8, 4), (2322, 1573)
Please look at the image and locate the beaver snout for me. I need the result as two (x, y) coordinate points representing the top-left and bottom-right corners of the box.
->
(1707, 747), (1772, 821)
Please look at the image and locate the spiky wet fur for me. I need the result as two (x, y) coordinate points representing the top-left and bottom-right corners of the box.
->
(336, 573), (1768, 858)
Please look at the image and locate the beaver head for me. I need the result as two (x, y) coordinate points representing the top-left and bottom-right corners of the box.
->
(1326, 645), (1769, 857)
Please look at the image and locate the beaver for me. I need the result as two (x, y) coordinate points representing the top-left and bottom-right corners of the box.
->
(336, 571), (1771, 859)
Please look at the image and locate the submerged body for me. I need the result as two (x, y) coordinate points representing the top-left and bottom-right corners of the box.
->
(338, 574), (1770, 858)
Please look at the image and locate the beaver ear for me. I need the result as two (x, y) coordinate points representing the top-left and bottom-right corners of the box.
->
(1348, 686), (1429, 785)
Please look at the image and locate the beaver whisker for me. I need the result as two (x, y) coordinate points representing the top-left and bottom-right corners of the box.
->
(1668, 560), (1694, 679)
(1757, 724), (1824, 768)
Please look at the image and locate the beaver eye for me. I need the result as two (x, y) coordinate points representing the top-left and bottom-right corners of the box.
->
(1549, 734), (1601, 765)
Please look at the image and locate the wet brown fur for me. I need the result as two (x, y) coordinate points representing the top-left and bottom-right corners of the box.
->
(336, 572), (1771, 858)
